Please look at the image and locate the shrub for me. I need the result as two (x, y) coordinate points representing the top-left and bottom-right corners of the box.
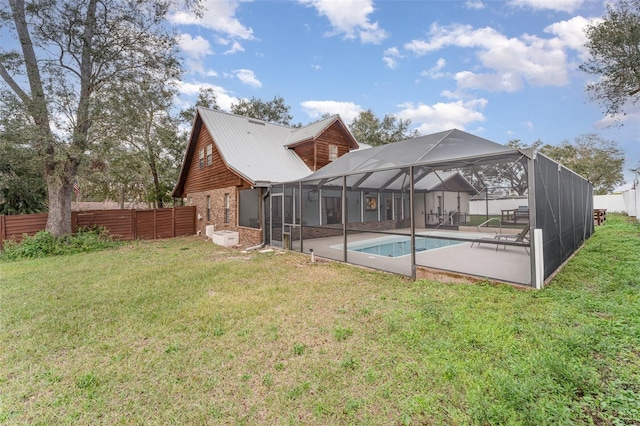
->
(1, 227), (122, 261)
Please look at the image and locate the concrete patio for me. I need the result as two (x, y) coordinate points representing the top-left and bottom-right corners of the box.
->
(293, 227), (531, 286)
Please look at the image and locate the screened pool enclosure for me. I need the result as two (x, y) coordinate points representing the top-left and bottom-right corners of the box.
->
(265, 129), (593, 288)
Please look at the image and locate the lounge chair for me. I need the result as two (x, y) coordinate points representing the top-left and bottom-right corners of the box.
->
(496, 226), (530, 254)
(471, 226), (530, 253)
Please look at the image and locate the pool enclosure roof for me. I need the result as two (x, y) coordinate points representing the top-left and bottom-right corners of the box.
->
(294, 129), (527, 185)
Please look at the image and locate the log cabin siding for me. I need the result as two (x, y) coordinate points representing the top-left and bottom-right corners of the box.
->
(314, 123), (353, 170)
(291, 142), (316, 170)
(183, 125), (248, 193)
(291, 122), (354, 171)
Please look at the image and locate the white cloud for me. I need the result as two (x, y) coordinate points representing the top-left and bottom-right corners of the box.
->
(185, 59), (205, 75)
(465, 0), (485, 10)
(396, 98), (487, 134)
(224, 40), (245, 55)
(383, 56), (397, 69)
(170, 0), (254, 39)
(455, 70), (524, 92)
(594, 103), (640, 129)
(170, 0), (253, 55)
(420, 58), (447, 79)
(177, 81), (237, 111)
(521, 120), (535, 131)
(405, 23), (573, 92)
(177, 33), (213, 58)
(298, 0), (388, 44)
(234, 69), (262, 88)
(507, 0), (585, 13)
(300, 100), (363, 123)
(383, 47), (401, 69)
(544, 15), (594, 59)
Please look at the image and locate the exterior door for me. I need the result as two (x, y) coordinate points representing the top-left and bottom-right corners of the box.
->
(394, 195), (403, 227)
(270, 193), (283, 247)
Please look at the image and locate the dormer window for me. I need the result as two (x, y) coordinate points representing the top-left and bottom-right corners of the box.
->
(329, 144), (338, 162)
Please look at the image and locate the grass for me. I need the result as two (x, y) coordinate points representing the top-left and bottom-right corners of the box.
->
(1, 215), (639, 424)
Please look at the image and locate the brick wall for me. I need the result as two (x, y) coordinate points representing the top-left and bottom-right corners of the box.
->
(299, 220), (402, 240)
(186, 187), (262, 247)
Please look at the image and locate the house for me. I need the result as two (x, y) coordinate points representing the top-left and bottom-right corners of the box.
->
(413, 171), (478, 227)
(174, 117), (594, 287)
(171, 107), (360, 246)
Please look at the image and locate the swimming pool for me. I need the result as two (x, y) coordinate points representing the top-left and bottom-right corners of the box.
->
(340, 235), (464, 257)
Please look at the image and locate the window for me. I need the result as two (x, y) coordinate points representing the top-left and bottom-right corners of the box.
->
(206, 195), (211, 221)
(199, 148), (204, 169)
(329, 144), (338, 162)
(206, 144), (213, 166)
(224, 193), (230, 224)
(239, 188), (260, 228)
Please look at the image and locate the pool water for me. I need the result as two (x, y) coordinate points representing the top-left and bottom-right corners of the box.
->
(349, 236), (464, 257)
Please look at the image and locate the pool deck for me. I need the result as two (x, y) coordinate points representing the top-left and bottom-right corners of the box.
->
(293, 227), (531, 286)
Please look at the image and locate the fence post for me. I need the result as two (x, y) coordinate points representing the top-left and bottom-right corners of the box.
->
(153, 209), (157, 240)
(71, 211), (78, 233)
(0, 215), (5, 250)
(132, 210), (137, 240)
(172, 207), (176, 237)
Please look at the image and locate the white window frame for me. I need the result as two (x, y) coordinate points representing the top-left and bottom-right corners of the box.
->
(329, 144), (338, 162)
(206, 144), (213, 166)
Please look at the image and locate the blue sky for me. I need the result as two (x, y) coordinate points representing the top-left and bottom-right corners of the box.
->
(169, 0), (640, 186)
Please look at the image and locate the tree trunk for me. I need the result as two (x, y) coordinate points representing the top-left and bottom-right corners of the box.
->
(45, 172), (73, 236)
(150, 164), (163, 208)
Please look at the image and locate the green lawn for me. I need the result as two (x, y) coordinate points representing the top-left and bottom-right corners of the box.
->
(1, 215), (639, 425)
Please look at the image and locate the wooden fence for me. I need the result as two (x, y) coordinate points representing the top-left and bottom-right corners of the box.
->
(0, 206), (196, 250)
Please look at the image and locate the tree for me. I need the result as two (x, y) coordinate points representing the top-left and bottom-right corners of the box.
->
(104, 74), (182, 208)
(540, 134), (624, 194)
(0, 142), (48, 214)
(580, 0), (640, 117)
(179, 87), (220, 124)
(349, 109), (419, 146)
(230, 96), (293, 125)
(467, 139), (542, 196)
(0, 0), (192, 236)
(80, 67), (187, 209)
(81, 144), (149, 208)
(0, 90), (47, 214)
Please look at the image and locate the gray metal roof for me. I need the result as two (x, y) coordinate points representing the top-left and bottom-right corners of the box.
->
(198, 108), (315, 184)
(285, 115), (340, 146)
(295, 129), (525, 184)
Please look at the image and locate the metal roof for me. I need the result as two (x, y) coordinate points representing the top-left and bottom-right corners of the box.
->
(285, 115), (340, 146)
(197, 108), (315, 184)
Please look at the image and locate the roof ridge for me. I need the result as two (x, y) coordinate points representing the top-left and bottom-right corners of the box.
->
(413, 129), (456, 164)
(196, 106), (295, 129)
(284, 114), (341, 146)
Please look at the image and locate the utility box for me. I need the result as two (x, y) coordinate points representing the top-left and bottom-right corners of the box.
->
(205, 225), (215, 240)
(211, 230), (239, 247)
